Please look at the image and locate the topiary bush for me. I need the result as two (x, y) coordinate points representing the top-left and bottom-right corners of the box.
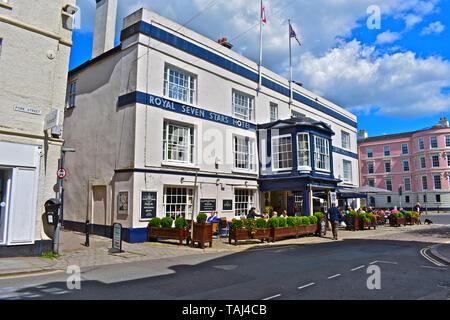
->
(314, 212), (325, 219)
(244, 218), (256, 229)
(196, 212), (207, 224)
(231, 219), (244, 230)
(404, 211), (413, 218)
(175, 217), (187, 229)
(286, 216), (296, 227)
(255, 218), (267, 229)
(348, 211), (358, 216)
(308, 215), (318, 225)
(161, 217), (173, 228)
(277, 217), (287, 227)
(148, 217), (161, 228)
(300, 216), (310, 226)
(392, 211), (403, 218)
(294, 216), (302, 226)
(267, 217), (279, 228)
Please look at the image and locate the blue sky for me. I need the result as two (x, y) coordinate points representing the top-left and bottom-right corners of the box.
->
(70, 0), (450, 137)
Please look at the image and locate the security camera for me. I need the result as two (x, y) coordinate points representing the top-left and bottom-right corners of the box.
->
(63, 4), (78, 15)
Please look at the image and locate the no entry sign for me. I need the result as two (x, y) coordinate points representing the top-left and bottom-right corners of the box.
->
(57, 168), (67, 179)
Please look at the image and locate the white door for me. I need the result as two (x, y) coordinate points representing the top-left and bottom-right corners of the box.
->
(0, 169), (12, 244)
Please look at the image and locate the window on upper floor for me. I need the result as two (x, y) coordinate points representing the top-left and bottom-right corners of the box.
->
(367, 161), (374, 174)
(297, 133), (310, 170)
(272, 135), (292, 171)
(291, 110), (305, 118)
(418, 138), (424, 150)
(384, 146), (390, 156)
(343, 160), (352, 182)
(431, 154), (440, 168)
(384, 161), (391, 173)
(367, 178), (375, 187)
(422, 176), (428, 191)
(314, 136), (330, 171)
(367, 148), (373, 158)
(402, 144), (409, 155)
(67, 80), (77, 108)
(433, 174), (442, 190)
(233, 135), (255, 172)
(341, 131), (350, 150)
(430, 136), (438, 149)
(163, 121), (195, 164)
(163, 65), (196, 105)
(404, 177), (411, 191)
(403, 160), (410, 172)
(232, 90), (254, 121)
(420, 156), (427, 169)
(270, 103), (278, 122)
(446, 136), (450, 148)
(385, 178), (392, 191)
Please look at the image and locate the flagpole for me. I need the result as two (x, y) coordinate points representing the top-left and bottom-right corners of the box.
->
(289, 19), (293, 105)
(258, 0), (263, 92)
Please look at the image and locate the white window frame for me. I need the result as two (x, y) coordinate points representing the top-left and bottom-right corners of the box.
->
(420, 156), (427, 169)
(418, 138), (424, 151)
(232, 90), (254, 121)
(446, 135), (450, 148)
(403, 159), (410, 172)
(343, 160), (352, 183)
(430, 136), (438, 149)
(296, 133), (311, 171)
(314, 136), (330, 172)
(367, 178), (375, 187)
(232, 135), (255, 172)
(403, 177), (411, 192)
(367, 148), (373, 158)
(421, 175), (428, 191)
(341, 131), (350, 150)
(270, 103), (278, 122)
(385, 178), (392, 191)
(401, 143), (409, 155)
(163, 65), (196, 105)
(291, 110), (304, 118)
(384, 160), (391, 173)
(67, 80), (77, 108)
(433, 174), (442, 190)
(163, 121), (195, 165)
(234, 189), (255, 217)
(271, 134), (293, 171)
(384, 146), (390, 156)
(163, 187), (193, 218)
(367, 161), (374, 174)
(431, 154), (440, 168)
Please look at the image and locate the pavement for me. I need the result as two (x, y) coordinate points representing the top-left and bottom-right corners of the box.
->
(0, 222), (449, 278)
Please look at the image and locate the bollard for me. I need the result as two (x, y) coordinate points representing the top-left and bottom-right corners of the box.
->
(85, 219), (90, 247)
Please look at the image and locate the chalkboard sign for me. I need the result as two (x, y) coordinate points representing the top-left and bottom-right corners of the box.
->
(346, 215), (355, 230)
(141, 191), (157, 220)
(223, 199), (233, 211)
(112, 223), (122, 253)
(200, 199), (216, 212)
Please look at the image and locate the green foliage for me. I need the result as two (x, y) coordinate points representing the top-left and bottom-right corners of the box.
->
(300, 216), (310, 226)
(255, 218), (267, 229)
(358, 212), (371, 224)
(314, 212), (325, 219)
(244, 218), (256, 230)
(348, 211), (358, 216)
(308, 215), (318, 225)
(161, 217), (173, 228)
(391, 211), (403, 218)
(196, 212), (207, 224)
(40, 252), (61, 260)
(148, 217), (161, 228)
(231, 219), (244, 230)
(267, 217), (279, 228)
(286, 216), (296, 226)
(412, 211), (420, 218)
(174, 217), (187, 229)
(277, 217), (287, 227)
(404, 211), (413, 218)
(294, 216), (302, 226)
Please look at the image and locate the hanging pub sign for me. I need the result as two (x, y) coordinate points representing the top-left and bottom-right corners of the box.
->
(222, 199), (233, 211)
(141, 191), (157, 220)
(200, 199), (216, 212)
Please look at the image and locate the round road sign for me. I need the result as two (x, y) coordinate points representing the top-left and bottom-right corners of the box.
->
(57, 168), (67, 179)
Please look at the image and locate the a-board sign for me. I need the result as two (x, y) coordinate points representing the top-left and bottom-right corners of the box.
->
(141, 191), (157, 220)
(222, 199), (233, 211)
(200, 199), (216, 212)
(112, 223), (122, 252)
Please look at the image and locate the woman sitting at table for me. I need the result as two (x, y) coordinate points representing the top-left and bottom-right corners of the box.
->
(207, 211), (218, 223)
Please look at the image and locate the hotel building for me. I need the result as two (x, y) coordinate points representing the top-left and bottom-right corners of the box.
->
(62, 1), (359, 243)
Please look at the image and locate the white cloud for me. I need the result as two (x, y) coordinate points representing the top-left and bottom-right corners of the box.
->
(296, 40), (450, 118)
(403, 14), (423, 29)
(376, 30), (402, 44)
(421, 21), (445, 35)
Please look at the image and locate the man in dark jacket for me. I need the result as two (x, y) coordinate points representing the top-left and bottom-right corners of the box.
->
(247, 207), (262, 219)
(326, 203), (343, 240)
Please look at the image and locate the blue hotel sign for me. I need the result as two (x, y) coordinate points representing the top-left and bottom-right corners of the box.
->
(118, 91), (255, 131)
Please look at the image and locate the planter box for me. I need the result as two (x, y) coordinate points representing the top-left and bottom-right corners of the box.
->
(251, 228), (270, 242)
(390, 217), (406, 227)
(147, 226), (189, 245)
(306, 224), (318, 235)
(406, 216), (419, 225)
(359, 220), (376, 230)
(346, 215), (360, 231)
(297, 225), (308, 236)
(192, 223), (213, 248)
(270, 226), (297, 242)
(228, 228), (270, 245)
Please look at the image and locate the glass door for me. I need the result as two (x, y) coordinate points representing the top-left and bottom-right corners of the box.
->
(0, 168), (12, 244)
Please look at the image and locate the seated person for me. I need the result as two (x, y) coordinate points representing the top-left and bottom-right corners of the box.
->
(281, 210), (288, 218)
(262, 211), (269, 220)
(272, 211), (278, 218)
(247, 207), (263, 219)
(206, 211), (218, 223)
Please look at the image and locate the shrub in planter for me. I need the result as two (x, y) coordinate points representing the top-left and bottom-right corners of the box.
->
(252, 218), (270, 242)
(300, 216), (310, 226)
(148, 217), (161, 228)
(255, 218), (267, 229)
(270, 217), (295, 242)
(286, 216), (296, 227)
(193, 212), (212, 248)
(231, 219), (244, 230)
(277, 217), (287, 227)
(196, 212), (208, 224)
(390, 211), (406, 227)
(175, 217), (187, 229)
(160, 217), (173, 228)
(308, 215), (318, 225)
(346, 211), (359, 231)
(294, 216), (302, 226)
(267, 217), (279, 228)
(314, 212), (325, 220)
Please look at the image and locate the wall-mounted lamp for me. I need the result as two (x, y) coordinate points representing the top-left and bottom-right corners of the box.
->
(180, 177), (184, 184)
(216, 179), (220, 186)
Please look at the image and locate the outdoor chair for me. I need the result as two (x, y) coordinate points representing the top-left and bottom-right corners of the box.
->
(211, 221), (219, 239)
(219, 217), (229, 238)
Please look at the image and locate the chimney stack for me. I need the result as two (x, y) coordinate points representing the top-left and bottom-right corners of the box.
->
(92, 0), (118, 59)
(438, 117), (449, 128)
(358, 129), (368, 141)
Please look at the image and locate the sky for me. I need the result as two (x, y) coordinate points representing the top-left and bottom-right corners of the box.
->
(70, 0), (450, 137)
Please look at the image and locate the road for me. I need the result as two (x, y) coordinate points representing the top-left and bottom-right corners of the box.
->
(0, 236), (448, 300)
(420, 213), (450, 225)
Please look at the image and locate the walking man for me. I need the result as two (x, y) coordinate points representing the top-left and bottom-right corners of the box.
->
(326, 203), (344, 240)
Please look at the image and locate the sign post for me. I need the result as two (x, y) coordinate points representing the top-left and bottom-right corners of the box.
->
(112, 223), (122, 253)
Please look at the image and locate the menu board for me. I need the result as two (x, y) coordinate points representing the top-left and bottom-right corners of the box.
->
(200, 199), (216, 212)
(141, 191), (157, 220)
(222, 199), (233, 211)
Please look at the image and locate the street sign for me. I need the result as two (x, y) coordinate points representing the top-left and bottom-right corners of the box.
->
(57, 168), (67, 179)
(44, 109), (60, 130)
(112, 223), (122, 252)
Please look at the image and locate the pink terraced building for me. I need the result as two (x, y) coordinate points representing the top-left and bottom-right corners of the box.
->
(357, 118), (450, 211)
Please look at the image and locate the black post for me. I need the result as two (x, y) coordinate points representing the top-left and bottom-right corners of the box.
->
(85, 220), (90, 247)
